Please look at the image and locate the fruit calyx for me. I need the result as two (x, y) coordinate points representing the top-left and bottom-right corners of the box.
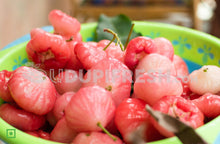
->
(203, 68), (208, 72)
(168, 101), (191, 120)
(37, 50), (55, 63)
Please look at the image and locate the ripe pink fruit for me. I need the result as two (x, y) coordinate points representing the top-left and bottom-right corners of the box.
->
(65, 40), (84, 70)
(0, 70), (13, 102)
(124, 36), (155, 70)
(189, 65), (220, 95)
(134, 72), (183, 106)
(63, 32), (82, 42)
(135, 53), (176, 79)
(48, 9), (81, 38)
(50, 117), (78, 143)
(0, 103), (45, 131)
(8, 66), (57, 115)
(97, 40), (125, 62)
(65, 86), (116, 132)
(85, 41), (98, 47)
(152, 37), (174, 61)
(114, 98), (150, 143)
(82, 58), (132, 106)
(151, 96), (204, 137)
(74, 42), (107, 70)
(124, 36), (174, 70)
(173, 55), (189, 77)
(173, 55), (190, 95)
(54, 70), (82, 95)
(52, 92), (75, 122)
(74, 32), (83, 42)
(72, 132), (123, 144)
(192, 93), (220, 118)
(26, 28), (71, 70)
(30, 28), (45, 39)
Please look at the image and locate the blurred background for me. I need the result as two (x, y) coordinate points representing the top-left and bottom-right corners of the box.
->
(0, 0), (219, 49)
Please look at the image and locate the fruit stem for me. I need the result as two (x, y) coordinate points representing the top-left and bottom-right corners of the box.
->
(103, 36), (116, 51)
(124, 23), (135, 50)
(103, 28), (124, 51)
(97, 122), (117, 141)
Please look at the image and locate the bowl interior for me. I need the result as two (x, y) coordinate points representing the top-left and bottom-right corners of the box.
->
(0, 21), (220, 144)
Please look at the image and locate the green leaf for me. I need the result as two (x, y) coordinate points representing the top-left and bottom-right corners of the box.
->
(95, 14), (142, 45)
(146, 105), (208, 144)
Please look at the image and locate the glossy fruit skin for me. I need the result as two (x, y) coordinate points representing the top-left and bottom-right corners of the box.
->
(152, 37), (174, 61)
(124, 36), (174, 70)
(124, 36), (155, 70)
(8, 66), (57, 115)
(135, 53), (176, 79)
(48, 9), (81, 38)
(82, 58), (132, 106)
(54, 70), (82, 95)
(0, 104), (46, 131)
(65, 86), (116, 132)
(71, 132), (123, 144)
(134, 72), (183, 106)
(65, 40), (84, 70)
(173, 55), (189, 78)
(151, 95), (204, 137)
(97, 40), (125, 62)
(50, 117), (78, 143)
(30, 28), (45, 39)
(192, 93), (220, 118)
(173, 55), (191, 97)
(52, 92), (75, 122)
(73, 32), (83, 42)
(0, 70), (13, 102)
(62, 32), (82, 42)
(74, 42), (107, 70)
(114, 98), (150, 143)
(26, 28), (71, 70)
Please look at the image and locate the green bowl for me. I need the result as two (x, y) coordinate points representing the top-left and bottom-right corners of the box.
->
(0, 21), (220, 144)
